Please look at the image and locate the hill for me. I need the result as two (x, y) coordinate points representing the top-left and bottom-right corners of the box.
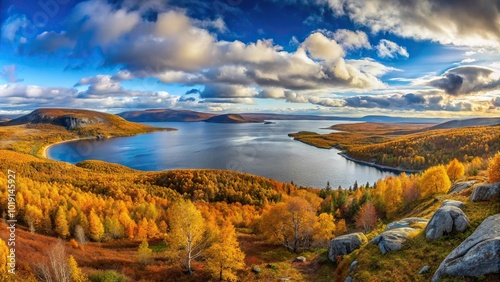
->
(117, 109), (216, 122)
(428, 117), (500, 130)
(204, 113), (264, 123)
(0, 108), (171, 156)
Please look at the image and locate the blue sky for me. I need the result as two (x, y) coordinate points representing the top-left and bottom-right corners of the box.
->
(1, 0), (499, 116)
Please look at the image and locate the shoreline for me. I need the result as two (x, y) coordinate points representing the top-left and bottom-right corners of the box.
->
(42, 136), (99, 159)
(338, 152), (422, 174)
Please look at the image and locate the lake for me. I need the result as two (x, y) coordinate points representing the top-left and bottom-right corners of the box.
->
(47, 120), (396, 188)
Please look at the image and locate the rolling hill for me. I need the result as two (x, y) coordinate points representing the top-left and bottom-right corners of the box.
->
(428, 117), (500, 130)
(204, 114), (264, 123)
(118, 109), (216, 122)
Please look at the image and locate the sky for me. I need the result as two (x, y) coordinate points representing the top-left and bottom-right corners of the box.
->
(1, 0), (500, 117)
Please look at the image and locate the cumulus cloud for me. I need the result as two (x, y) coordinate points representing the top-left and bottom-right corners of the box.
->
(426, 66), (500, 95)
(492, 97), (500, 107)
(201, 84), (257, 99)
(0, 83), (181, 112)
(20, 0), (393, 99)
(332, 29), (371, 50)
(0, 65), (22, 83)
(376, 39), (409, 59)
(30, 31), (75, 54)
(324, 0), (500, 47)
(75, 75), (123, 97)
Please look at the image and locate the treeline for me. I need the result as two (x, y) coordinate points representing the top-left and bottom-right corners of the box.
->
(346, 126), (500, 170)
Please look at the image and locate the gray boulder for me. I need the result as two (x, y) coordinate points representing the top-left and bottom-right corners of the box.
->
(441, 200), (465, 209)
(432, 214), (500, 282)
(371, 227), (418, 254)
(419, 265), (430, 274)
(294, 256), (306, 262)
(344, 276), (353, 282)
(448, 181), (476, 194)
(426, 205), (470, 241)
(349, 260), (358, 271)
(385, 217), (428, 231)
(470, 183), (500, 202)
(328, 233), (367, 261)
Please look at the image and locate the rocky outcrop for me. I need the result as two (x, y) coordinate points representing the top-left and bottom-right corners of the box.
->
(441, 200), (465, 209)
(385, 217), (428, 231)
(470, 183), (500, 202)
(431, 214), (500, 282)
(448, 181), (476, 194)
(426, 202), (469, 241)
(371, 227), (419, 254)
(5, 109), (104, 130)
(328, 233), (367, 261)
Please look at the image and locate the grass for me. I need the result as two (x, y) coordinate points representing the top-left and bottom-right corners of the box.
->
(339, 188), (500, 282)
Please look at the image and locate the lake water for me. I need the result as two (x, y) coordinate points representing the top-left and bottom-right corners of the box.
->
(47, 120), (396, 188)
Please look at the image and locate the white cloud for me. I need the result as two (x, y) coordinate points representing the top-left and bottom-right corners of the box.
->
(332, 29), (371, 50)
(376, 39), (409, 59)
(325, 0), (500, 47)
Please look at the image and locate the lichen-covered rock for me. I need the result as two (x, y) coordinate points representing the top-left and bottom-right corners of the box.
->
(448, 181), (476, 194)
(385, 217), (428, 231)
(470, 183), (500, 202)
(426, 205), (469, 241)
(431, 214), (500, 282)
(371, 227), (418, 254)
(328, 233), (367, 261)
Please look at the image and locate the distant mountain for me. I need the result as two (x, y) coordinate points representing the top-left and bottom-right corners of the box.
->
(2, 108), (166, 135)
(429, 117), (500, 130)
(360, 115), (451, 124)
(116, 109), (455, 124)
(204, 114), (263, 123)
(118, 109), (216, 122)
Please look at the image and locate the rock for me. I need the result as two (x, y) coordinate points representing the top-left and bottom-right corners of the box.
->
(371, 227), (418, 254)
(425, 205), (470, 241)
(470, 183), (500, 202)
(279, 277), (291, 281)
(448, 181), (477, 194)
(385, 217), (428, 231)
(419, 265), (430, 274)
(344, 276), (353, 282)
(251, 265), (262, 273)
(349, 260), (358, 271)
(431, 214), (500, 282)
(328, 233), (367, 261)
(441, 200), (465, 209)
(294, 256), (306, 262)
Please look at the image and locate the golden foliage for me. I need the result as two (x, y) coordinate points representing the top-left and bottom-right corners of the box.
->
(205, 221), (245, 281)
(68, 255), (88, 282)
(446, 158), (465, 184)
(488, 151), (500, 183)
(419, 165), (451, 198)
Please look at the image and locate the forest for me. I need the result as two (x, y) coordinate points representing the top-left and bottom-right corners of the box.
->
(290, 123), (500, 170)
(0, 111), (499, 281)
(0, 146), (499, 281)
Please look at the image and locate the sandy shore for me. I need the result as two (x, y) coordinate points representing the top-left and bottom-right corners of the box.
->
(42, 136), (98, 159)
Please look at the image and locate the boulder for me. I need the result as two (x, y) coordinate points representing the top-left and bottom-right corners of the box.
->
(294, 256), (306, 262)
(371, 227), (418, 254)
(385, 217), (428, 231)
(349, 260), (358, 271)
(441, 200), (465, 209)
(419, 265), (430, 274)
(470, 183), (500, 202)
(328, 233), (367, 261)
(344, 276), (353, 282)
(431, 214), (500, 282)
(426, 205), (470, 241)
(251, 265), (262, 273)
(448, 181), (476, 194)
